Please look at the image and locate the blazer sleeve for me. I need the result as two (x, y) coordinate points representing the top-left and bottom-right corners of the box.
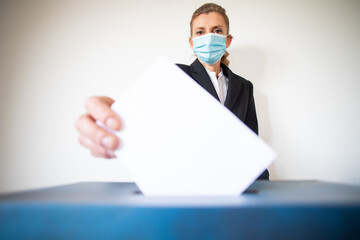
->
(247, 82), (270, 180)
(244, 82), (259, 135)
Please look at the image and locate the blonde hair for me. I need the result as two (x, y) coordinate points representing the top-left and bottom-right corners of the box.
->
(190, 3), (230, 66)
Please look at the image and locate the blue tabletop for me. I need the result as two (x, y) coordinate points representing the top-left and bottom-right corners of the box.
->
(1, 181), (359, 240)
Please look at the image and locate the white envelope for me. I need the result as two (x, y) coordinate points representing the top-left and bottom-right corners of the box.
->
(110, 56), (276, 196)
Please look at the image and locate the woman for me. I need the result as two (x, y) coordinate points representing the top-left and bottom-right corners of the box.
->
(76, 3), (269, 180)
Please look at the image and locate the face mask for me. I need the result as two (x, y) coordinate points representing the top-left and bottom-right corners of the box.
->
(192, 33), (227, 65)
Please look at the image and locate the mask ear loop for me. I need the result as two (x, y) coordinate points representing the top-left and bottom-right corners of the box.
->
(225, 34), (234, 43)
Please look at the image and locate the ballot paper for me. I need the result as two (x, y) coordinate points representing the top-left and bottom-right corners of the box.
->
(109, 56), (276, 196)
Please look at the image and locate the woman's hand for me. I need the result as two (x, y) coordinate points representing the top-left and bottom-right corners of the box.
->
(75, 96), (121, 158)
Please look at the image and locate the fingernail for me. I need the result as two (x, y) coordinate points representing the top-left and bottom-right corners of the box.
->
(101, 136), (114, 149)
(106, 117), (119, 130)
(107, 150), (116, 158)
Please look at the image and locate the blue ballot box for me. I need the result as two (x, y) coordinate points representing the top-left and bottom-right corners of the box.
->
(0, 180), (359, 240)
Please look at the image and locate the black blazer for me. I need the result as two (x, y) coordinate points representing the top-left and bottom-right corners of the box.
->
(177, 59), (269, 180)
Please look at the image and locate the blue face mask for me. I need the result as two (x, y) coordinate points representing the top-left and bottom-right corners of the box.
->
(192, 33), (227, 65)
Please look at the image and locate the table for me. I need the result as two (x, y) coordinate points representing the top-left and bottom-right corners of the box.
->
(1, 181), (359, 239)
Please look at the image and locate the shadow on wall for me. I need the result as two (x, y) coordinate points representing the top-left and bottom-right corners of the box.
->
(229, 47), (282, 180)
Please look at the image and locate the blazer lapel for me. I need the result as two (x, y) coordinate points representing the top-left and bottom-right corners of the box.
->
(222, 64), (241, 110)
(190, 59), (220, 101)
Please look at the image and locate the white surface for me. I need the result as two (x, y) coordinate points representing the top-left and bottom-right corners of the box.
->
(0, 0), (359, 193)
(109, 57), (275, 196)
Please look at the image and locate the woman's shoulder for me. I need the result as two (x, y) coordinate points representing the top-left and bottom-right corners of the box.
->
(176, 63), (191, 73)
(176, 63), (196, 81)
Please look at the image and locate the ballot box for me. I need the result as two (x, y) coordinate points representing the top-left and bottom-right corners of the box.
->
(1, 180), (359, 240)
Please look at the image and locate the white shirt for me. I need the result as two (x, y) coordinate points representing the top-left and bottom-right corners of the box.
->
(205, 67), (229, 104)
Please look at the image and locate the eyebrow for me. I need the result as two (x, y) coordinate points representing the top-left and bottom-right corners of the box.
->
(194, 25), (224, 31)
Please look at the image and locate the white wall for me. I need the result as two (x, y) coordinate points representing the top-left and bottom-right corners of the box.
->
(1, 0), (359, 193)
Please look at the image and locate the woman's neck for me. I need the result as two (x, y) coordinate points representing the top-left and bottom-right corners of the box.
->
(199, 59), (221, 78)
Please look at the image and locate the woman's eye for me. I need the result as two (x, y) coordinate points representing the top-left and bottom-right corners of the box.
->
(215, 29), (222, 34)
(196, 31), (203, 35)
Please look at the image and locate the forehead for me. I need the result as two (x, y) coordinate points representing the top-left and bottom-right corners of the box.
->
(192, 12), (226, 29)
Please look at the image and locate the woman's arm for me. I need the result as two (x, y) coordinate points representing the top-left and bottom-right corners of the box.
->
(244, 82), (259, 135)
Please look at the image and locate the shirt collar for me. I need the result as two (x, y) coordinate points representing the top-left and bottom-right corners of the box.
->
(218, 69), (228, 82)
(205, 67), (227, 81)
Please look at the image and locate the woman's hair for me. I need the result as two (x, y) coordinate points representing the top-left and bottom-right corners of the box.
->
(190, 3), (230, 66)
